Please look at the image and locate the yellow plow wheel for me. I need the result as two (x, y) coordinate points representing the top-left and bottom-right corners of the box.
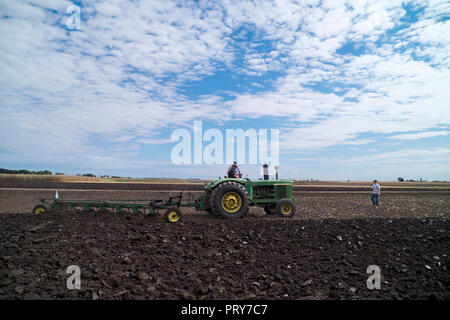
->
(32, 205), (48, 215)
(164, 207), (182, 223)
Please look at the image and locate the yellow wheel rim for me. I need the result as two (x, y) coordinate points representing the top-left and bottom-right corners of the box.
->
(221, 192), (242, 213)
(281, 203), (292, 215)
(35, 208), (45, 215)
(168, 211), (179, 222)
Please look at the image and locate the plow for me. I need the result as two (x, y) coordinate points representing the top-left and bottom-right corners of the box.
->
(32, 193), (190, 223)
(32, 167), (296, 223)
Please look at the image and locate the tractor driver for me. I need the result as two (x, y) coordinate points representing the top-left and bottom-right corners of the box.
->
(227, 161), (242, 178)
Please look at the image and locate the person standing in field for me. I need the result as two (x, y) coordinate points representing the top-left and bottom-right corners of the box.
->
(370, 180), (381, 207)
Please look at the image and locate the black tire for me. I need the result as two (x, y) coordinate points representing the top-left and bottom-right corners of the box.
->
(263, 204), (276, 215)
(210, 181), (249, 219)
(204, 190), (216, 215)
(275, 199), (296, 218)
(164, 207), (182, 223)
(32, 204), (48, 215)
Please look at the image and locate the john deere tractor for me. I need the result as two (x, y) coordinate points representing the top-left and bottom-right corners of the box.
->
(32, 166), (295, 223)
(195, 177), (296, 219)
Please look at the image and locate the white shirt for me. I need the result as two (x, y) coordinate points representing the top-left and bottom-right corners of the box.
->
(371, 183), (380, 194)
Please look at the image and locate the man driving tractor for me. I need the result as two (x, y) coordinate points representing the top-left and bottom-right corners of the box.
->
(227, 161), (242, 178)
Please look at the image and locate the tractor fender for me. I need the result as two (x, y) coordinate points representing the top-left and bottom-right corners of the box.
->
(205, 178), (247, 190)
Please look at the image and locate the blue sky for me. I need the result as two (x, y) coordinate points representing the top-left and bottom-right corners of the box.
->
(0, 0), (449, 181)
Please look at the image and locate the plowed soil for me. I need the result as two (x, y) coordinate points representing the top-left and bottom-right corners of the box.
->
(0, 189), (449, 300)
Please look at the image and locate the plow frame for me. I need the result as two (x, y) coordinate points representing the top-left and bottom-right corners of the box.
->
(36, 191), (202, 216)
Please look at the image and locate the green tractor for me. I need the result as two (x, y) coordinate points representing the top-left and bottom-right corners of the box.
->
(195, 177), (296, 219)
(33, 166), (295, 223)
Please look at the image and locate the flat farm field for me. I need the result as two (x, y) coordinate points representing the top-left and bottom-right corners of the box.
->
(0, 183), (448, 300)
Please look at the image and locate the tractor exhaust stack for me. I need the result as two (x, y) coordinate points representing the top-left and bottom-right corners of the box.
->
(263, 163), (269, 180)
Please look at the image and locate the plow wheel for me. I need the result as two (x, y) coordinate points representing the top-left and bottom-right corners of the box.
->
(275, 199), (296, 218)
(164, 207), (182, 223)
(32, 205), (48, 215)
(210, 182), (249, 219)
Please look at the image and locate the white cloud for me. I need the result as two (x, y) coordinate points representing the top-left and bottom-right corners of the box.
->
(294, 148), (450, 165)
(388, 131), (449, 140)
(0, 0), (449, 176)
(288, 148), (450, 180)
(0, 0), (235, 163)
(345, 148), (450, 164)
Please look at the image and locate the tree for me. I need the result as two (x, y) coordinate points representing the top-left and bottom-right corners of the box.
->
(36, 170), (52, 175)
(397, 177), (404, 182)
(83, 173), (96, 177)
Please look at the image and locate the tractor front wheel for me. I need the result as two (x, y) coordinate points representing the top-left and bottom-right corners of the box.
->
(275, 199), (296, 218)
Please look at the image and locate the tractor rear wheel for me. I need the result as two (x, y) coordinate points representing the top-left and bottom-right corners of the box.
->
(204, 190), (216, 215)
(164, 207), (182, 223)
(275, 199), (296, 218)
(210, 182), (249, 219)
(32, 205), (48, 215)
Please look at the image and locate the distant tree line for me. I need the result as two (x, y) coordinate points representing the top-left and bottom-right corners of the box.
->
(398, 177), (427, 182)
(0, 168), (52, 175)
(82, 173), (96, 177)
